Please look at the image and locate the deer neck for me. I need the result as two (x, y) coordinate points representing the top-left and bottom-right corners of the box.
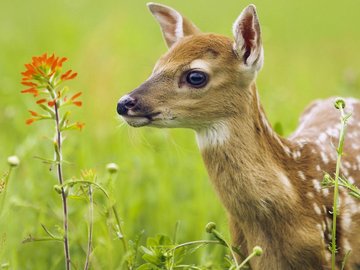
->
(195, 83), (297, 221)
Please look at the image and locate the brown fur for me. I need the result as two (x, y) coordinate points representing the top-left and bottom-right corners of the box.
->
(118, 4), (360, 269)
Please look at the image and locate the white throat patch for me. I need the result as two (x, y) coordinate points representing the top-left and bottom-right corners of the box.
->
(196, 122), (230, 150)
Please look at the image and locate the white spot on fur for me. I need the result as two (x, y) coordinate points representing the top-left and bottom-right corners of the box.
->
(313, 203), (322, 215)
(326, 127), (339, 137)
(342, 210), (352, 232)
(292, 151), (301, 160)
(320, 152), (329, 164)
(318, 133), (327, 142)
(196, 122), (230, 149)
(316, 165), (321, 172)
(322, 188), (329, 197)
(312, 179), (321, 192)
(306, 192), (314, 199)
(343, 238), (352, 251)
(348, 176), (355, 184)
(344, 161), (351, 169)
(325, 252), (331, 262)
(277, 172), (293, 192)
(297, 171), (306, 180)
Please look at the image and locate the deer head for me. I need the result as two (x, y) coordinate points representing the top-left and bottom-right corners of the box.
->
(117, 3), (264, 130)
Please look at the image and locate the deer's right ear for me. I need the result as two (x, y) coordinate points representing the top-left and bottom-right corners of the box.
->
(232, 5), (264, 71)
(147, 2), (200, 48)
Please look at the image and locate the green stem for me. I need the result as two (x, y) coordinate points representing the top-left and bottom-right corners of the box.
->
(0, 167), (13, 214)
(112, 205), (131, 269)
(331, 106), (347, 269)
(212, 229), (239, 268)
(54, 98), (71, 270)
(237, 250), (257, 270)
(84, 186), (93, 270)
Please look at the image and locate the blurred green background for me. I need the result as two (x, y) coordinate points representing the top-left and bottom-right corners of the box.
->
(0, 0), (359, 269)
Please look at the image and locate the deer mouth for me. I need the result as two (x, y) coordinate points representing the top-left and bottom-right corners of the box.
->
(121, 112), (161, 127)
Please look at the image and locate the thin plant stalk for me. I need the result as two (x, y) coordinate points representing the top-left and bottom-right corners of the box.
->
(331, 104), (349, 269)
(107, 172), (131, 270)
(54, 100), (71, 270)
(236, 250), (257, 270)
(0, 167), (13, 213)
(84, 185), (93, 270)
(112, 205), (131, 269)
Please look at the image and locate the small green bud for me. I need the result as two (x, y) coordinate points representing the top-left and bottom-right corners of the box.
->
(106, 163), (119, 174)
(53, 185), (62, 194)
(252, 246), (263, 256)
(334, 98), (346, 110)
(323, 173), (331, 182)
(7, 155), (20, 167)
(205, 222), (217, 233)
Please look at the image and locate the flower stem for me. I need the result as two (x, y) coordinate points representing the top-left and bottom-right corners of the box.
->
(237, 250), (257, 270)
(0, 167), (13, 214)
(84, 185), (93, 270)
(54, 101), (71, 270)
(331, 105), (348, 269)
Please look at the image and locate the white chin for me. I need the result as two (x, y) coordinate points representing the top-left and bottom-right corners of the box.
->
(122, 116), (151, 127)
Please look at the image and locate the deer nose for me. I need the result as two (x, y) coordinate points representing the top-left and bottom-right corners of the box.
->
(117, 95), (138, 115)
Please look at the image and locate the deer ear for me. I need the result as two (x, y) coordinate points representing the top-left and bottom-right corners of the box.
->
(147, 2), (200, 48)
(232, 5), (264, 70)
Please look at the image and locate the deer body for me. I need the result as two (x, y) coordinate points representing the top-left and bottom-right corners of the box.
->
(117, 3), (360, 269)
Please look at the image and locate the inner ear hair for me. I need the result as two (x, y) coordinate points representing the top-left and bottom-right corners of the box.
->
(232, 4), (263, 70)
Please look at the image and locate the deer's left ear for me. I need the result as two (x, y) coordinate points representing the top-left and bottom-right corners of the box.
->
(147, 2), (200, 48)
(233, 5), (264, 71)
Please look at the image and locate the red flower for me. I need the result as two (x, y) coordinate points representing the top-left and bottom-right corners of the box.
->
(21, 53), (84, 131)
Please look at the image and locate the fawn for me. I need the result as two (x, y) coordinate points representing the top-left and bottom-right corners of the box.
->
(117, 3), (360, 269)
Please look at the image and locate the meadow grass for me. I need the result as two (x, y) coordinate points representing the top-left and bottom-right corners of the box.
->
(0, 0), (359, 269)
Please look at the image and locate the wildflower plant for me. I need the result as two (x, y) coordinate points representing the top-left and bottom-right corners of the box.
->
(20, 53), (84, 270)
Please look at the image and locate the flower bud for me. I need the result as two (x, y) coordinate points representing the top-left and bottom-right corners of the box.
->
(54, 185), (62, 194)
(7, 155), (20, 167)
(106, 163), (119, 174)
(252, 246), (263, 256)
(334, 98), (346, 110)
(205, 222), (217, 233)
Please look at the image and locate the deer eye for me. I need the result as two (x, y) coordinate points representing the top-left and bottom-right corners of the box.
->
(185, 70), (208, 88)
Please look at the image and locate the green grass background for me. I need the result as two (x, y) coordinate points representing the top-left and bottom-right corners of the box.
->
(0, 0), (359, 269)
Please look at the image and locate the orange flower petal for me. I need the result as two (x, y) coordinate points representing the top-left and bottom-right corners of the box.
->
(46, 54), (55, 66)
(21, 87), (39, 96)
(51, 57), (59, 71)
(67, 72), (77, 80)
(73, 101), (82, 107)
(36, 99), (47, 104)
(48, 100), (56, 107)
(71, 92), (82, 100)
(58, 57), (67, 67)
(26, 118), (35, 125)
(28, 110), (39, 117)
(21, 81), (37, 87)
(40, 53), (47, 62)
(76, 122), (85, 130)
(61, 70), (72, 80)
